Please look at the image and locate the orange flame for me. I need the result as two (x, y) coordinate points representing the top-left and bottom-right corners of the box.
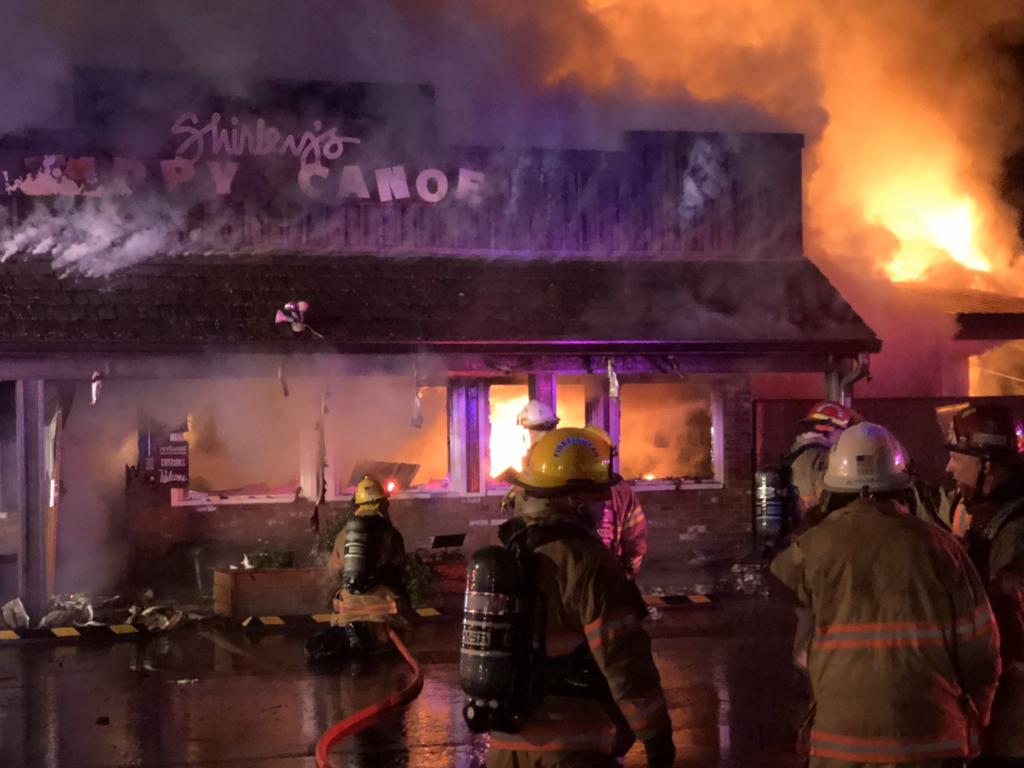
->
(568, 1), (1024, 292)
(489, 390), (530, 478)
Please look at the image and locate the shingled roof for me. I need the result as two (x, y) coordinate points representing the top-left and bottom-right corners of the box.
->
(0, 253), (878, 356)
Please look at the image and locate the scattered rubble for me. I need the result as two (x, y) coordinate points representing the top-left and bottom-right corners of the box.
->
(129, 604), (183, 633)
(1, 598), (30, 629)
(39, 594), (95, 628)
(721, 563), (772, 599)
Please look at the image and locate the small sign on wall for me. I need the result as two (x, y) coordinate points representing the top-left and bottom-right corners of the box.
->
(157, 442), (189, 487)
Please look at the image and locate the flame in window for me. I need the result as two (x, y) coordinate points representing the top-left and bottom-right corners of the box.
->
(489, 391), (530, 478)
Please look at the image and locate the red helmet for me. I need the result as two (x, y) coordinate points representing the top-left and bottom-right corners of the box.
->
(947, 403), (1024, 463)
(799, 401), (862, 434)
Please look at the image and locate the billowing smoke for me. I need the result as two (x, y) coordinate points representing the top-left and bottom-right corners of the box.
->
(2, 3), (1024, 386)
(55, 360), (449, 593)
(5, 1), (1022, 285)
(1, 197), (186, 277)
(580, 1), (1024, 286)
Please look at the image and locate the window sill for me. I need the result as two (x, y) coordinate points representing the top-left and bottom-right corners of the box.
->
(483, 480), (724, 495)
(171, 493), (300, 508)
(631, 481), (723, 492)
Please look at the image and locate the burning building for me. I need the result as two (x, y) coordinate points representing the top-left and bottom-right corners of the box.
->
(0, 68), (880, 614)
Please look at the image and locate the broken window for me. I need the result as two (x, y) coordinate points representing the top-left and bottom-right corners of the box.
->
(167, 376), (450, 504)
(619, 380), (718, 484)
(554, 377), (586, 428)
(325, 377), (449, 495)
(171, 379), (310, 502)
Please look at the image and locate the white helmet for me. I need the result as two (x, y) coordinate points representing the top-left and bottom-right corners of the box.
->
(517, 400), (559, 430)
(822, 422), (912, 494)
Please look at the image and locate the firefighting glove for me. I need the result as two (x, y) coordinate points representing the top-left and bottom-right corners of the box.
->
(643, 731), (676, 768)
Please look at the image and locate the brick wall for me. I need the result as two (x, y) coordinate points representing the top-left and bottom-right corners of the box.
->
(131, 374), (754, 595)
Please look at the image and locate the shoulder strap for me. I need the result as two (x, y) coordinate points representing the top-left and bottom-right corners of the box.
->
(982, 495), (1024, 540)
(524, 520), (599, 552)
(501, 518), (597, 556)
(783, 442), (821, 466)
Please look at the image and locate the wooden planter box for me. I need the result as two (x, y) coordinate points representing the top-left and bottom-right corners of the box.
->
(213, 567), (332, 619)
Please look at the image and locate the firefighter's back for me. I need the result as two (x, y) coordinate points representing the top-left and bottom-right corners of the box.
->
(800, 497), (996, 759)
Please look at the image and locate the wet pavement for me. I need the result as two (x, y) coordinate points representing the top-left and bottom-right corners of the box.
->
(0, 598), (808, 767)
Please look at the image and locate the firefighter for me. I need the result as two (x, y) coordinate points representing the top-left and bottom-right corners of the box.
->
(770, 401), (861, 670)
(786, 400), (862, 527)
(485, 427), (675, 768)
(510, 400), (648, 580)
(944, 403), (1024, 766)
(517, 399), (561, 445)
(306, 475), (407, 666)
(772, 422), (1002, 768)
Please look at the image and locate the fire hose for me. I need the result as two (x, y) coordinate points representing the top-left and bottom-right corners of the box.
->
(314, 627), (424, 768)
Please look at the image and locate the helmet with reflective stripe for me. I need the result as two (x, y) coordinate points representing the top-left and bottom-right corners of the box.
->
(516, 400), (559, 430)
(823, 422), (911, 493)
(947, 403), (1024, 463)
(353, 475), (388, 507)
(512, 427), (617, 494)
(800, 401), (862, 434)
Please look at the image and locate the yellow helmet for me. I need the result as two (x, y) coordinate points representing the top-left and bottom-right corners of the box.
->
(353, 475), (388, 507)
(513, 427), (617, 494)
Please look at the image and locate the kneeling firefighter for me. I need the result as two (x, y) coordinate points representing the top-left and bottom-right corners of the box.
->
(306, 475), (408, 666)
(460, 427), (675, 768)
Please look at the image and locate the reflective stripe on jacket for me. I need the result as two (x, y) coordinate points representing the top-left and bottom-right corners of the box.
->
(771, 497), (1002, 763)
(490, 497), (671, 758)
(591, 481), (647, 580)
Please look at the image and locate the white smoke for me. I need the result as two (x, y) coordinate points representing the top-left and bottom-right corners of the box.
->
(1, 197), (187, 277)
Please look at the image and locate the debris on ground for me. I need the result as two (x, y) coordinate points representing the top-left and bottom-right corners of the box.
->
(129, 604), (183, 633)
(1, 598), (30, 629)
(721, 563), (772, 598)
(38, 594), (95, 628)
(174, 678), (199, 686)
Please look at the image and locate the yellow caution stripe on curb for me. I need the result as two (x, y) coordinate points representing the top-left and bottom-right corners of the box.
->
(416, 608), (441, 617)
(0, 630), (19, 641)
(110, 624), (138, 635)
(312, 614), (333, 624)
(643, 595), (666, 606)
(51, 627), (80, 638)
(259, 616), (285, 626)
(655, 593), (715, 607)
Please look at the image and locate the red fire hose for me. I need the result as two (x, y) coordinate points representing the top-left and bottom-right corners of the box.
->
(314, 628), (425, 768)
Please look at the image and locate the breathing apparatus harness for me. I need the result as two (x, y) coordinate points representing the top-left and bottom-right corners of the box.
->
(460, 515), (614, 734)
(966, 492), (1024, 583)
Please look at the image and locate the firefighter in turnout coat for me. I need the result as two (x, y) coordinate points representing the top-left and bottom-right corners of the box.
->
(944, 403), (1024, 766)
(772, 423), (1002, 768)
(504, 402), (649, 580)
(306, 475), (407, 665)
(487, 427), (675, 768)
(788, 401), (862, 527)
